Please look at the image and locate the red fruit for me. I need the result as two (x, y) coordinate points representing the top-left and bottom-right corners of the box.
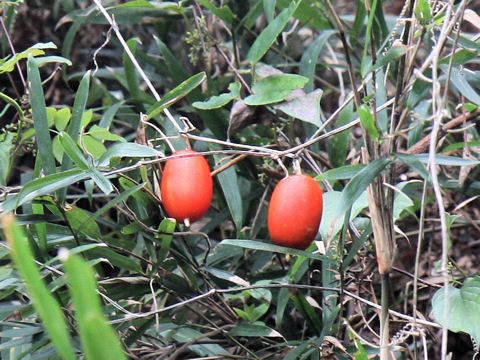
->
(160, 149), (213, 223)
(267, 174), (323, 250)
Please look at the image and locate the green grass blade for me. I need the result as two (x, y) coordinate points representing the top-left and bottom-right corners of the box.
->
(61, 250), (127, 360)
(27, 55), (56, 176)
(1, 214), (76, 360)
(246, 1), (301, 65)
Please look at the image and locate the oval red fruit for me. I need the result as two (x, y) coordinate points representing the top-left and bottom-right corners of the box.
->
(267, 174), (323, 250)
(160, 149), (213, 223)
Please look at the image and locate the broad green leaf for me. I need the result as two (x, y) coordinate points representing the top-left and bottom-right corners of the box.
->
(274, 89), (323, 126)
(83, 135), (107, 159)
(244, 74), (308, 105)
(299, 30), (336, 92)
(1, 214), (76, 360)
(246, 1), (301, 64)
(98, 142), (162, 166)
(147, 72), (206, 119)
(86, 125), (126, 142)
(357, 104), (380, 141)
(228, 323), (282, 337)
(53, 108), (72, 132)
(432, 277), (480, 344)
(192, 82), (241, 109)
(61, 251), (127, 360)
(27, 55), (56, 176)
(63, 205), (101, 239)
(220, 239), (326, 261)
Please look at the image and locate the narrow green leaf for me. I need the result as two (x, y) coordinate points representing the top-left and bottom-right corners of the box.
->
(299, 30), (336, 93)
(58, 132), (90, 170)
(246, 1), (301, 64)
(98, 142), (162, 166)
(330, 158), (390, 222)
(326, 102), (354, 168)
(192, 82), (241, 109)
(156, 217), (176, 267)
(147, 72), (206, 119)
(292, 293), (323, 334)
(1, 214), (76, 360)
(123, 38), (142, 101)
(195, 0), (234, 25)
(61, 251), (127, 360)
(316, 164), (366, 182)
(88, 168), (113, 195)
(27, 55), (56, 176)
(213, 150), (243, 232)
(358, 104), (380, 141)
(59, 71), (91, 203)
(228, 323), (282, 337)
(2, 169), (90, 213)
(220, 239), (326, 261)
(414, 153), (480, 166)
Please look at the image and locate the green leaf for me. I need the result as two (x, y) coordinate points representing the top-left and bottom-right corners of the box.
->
(27, 55), (56, 176)
(299, 30), (336, 93)
(316, 164), (366, 182)
(195, 0), (234, 25)
(192, 82), (241, 109)
(329, 158), (390, 224)
(414, 153), (480, 166)
(220, 239), (326, 261)
(123, 38), (142, 102)
(244, 74), (308, 105)
(98, 142), (162, 166)
(447, 67), (480, 106)
(53, 108), (72, 132)
(246, 1), (301, 64)
(326, 102), (354, 168)
(1, 214), (76, 360)
(88, 168), (113, 195)
(0, 133), (14, 185)
(147, 72), (206, 119)
(58, 132), (90, 170)
(202, 266), (249, 287)
(83, 135), (107, 159)
(0, 42), (57, 74)
(86, 125), (126, 142)
(228, 323), (282, 337)
(61, 251), (127, 360)
(432, 277), (480, 344)
(156, 217), (176, 267)
(415, 0), (432, 23)
(212, 149), (243, 232)
(2, 169), (90, 213)
(274, 88), (323, 126)
(358, 104), (380, 141)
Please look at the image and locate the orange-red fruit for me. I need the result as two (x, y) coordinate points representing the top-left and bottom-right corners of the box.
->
(267, 174), (323, 250)
(160, 149), (213, 223)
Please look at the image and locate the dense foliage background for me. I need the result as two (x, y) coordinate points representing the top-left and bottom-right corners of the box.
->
(2, 0), (480, 359)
